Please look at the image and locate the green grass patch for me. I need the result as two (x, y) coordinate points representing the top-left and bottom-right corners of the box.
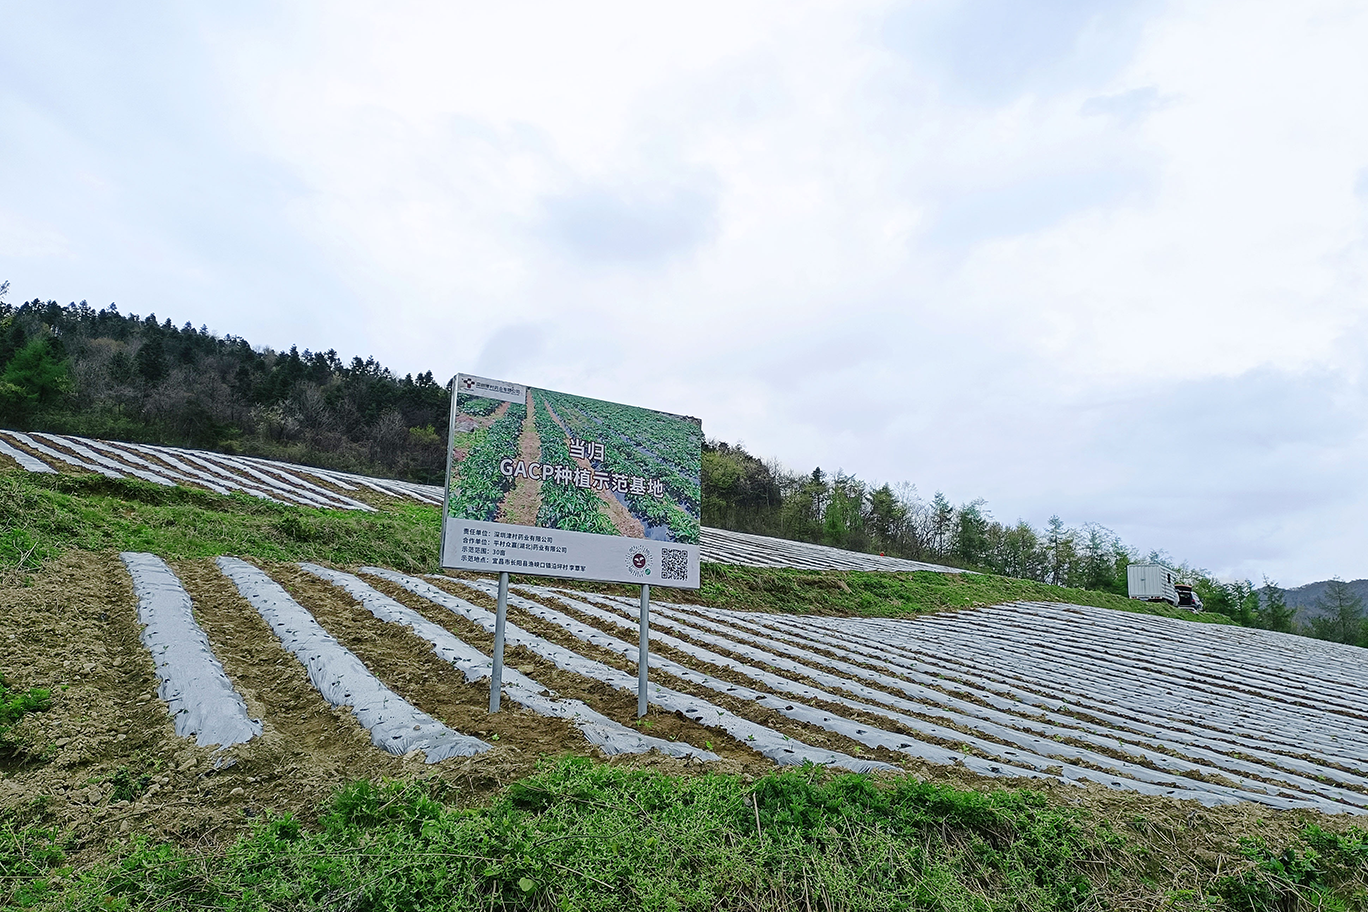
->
(1, 468), (1230, 626)
(535, 562), (1236, 624)
(9, 760), (1364, 911)
(0, 471), (441, 576)
(5, 760), (1113, 911)
(0, 676), (51, 760)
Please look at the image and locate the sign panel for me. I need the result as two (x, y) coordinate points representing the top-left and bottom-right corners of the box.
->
(441, 375), (702, 588)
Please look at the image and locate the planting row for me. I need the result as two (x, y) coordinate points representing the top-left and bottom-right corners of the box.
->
(114, 555), (875, 770)
(500, 582), (1368, 814)
(58, 550), (1368, 813)
(0, 429), (444, 510)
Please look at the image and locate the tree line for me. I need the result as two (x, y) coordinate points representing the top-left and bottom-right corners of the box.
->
(0, 294), (449, 482)
(701, 440), (1365, 645)
(3, 291), (1363, 648)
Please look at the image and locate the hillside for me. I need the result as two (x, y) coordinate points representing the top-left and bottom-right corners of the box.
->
(3, 443), (1368, 910)
(0, 297), (1296, 625)
(1285, 578), (1368, 620)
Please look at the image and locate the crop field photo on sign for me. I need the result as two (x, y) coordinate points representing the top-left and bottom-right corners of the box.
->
(441, 377), (704, 587)
(446, 386), (701, 545)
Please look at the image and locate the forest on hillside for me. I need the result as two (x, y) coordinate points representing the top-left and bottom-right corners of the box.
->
(4, 291), (1365, 647)
(0, 292), (449, 482)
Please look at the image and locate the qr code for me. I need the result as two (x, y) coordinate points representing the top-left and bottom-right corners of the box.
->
(661, 548), (689, 581)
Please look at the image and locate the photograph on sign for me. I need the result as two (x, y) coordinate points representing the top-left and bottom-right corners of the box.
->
(442, 374), (702, 588)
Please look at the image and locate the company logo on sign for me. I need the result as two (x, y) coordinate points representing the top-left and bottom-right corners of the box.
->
(456, 374), (526, 404)
(624, 545), (652, 578)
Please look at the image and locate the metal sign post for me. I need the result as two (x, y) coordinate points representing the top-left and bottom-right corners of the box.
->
(638, 583), (650, 717)
(489, 571), (510, 712)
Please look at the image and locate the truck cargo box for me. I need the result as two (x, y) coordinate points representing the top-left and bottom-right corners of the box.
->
(1127, 563), (1178, 605)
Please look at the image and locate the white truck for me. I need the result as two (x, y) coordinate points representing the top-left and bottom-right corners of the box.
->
(1127, 563), (1178, 605)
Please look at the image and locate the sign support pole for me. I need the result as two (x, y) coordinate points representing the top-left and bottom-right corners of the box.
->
(637, 583), (650, 718)
(490, 571), (509, 713)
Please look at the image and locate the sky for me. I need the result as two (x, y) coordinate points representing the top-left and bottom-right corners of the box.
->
(3, 1), (1367, 586)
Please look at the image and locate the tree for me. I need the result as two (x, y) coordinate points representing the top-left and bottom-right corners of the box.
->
(953, 499), (990, 566)
(1308, 578), (1366, 646)
(928, 492), (954, 559)
(1043, 515), (1077, 587)
(0, 336), (70, 426)
(134, 334), (167, 385)
(1256, 578), (1295, 633)
(1079, 524), (1126, 593)
(866, 483), (905, 551)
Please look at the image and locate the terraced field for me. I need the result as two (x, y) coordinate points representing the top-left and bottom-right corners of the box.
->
(6, 549), (1367, 820)
(4, 429), (1367, 824)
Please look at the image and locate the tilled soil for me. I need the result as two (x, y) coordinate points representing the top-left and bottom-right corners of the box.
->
(0, 553), (1358, 883)
(0, 555), (711, 866)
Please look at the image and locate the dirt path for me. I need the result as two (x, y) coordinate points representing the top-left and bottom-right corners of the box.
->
(495, 393), (544, 526)
(541, 401), (645, 538)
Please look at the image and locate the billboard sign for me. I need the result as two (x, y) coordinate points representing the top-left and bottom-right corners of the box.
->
(441, 374), (702, 588)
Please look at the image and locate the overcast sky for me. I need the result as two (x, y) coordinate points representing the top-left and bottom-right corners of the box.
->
(3, 1), (1367, 586)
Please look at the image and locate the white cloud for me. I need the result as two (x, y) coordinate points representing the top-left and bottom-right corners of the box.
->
(2, 0), (1367, 584)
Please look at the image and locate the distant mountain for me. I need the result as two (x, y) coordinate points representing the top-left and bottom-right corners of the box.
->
(1282, 578), (1368, 622)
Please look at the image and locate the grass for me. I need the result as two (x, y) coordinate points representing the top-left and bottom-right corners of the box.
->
(0, 471), (441, 582)
(535, 562), (1237, 624)
(0, 675), (51, 757)
(4, 760), (1363, 911)
(1, 469), (1232, 626)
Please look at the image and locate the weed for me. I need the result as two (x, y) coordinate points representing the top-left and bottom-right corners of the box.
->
(106, 767), (152, 803)
(0, 675), (51, 759)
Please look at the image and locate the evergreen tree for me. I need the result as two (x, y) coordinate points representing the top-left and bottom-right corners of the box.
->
(1256, 578), (1296, 632)
(0, 336), (70, 426)
(1308, 578), (1366, 646)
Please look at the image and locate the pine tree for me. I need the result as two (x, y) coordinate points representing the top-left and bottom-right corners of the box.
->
(1308, 578), (1366, 646)
(1257, 578), (1295, 632)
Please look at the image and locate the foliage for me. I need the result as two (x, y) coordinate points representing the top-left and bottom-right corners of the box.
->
(0, 335), (72, 427)
(688, 563), (1238, 622)
(530, 393), (616, 535)
(23, 760), (1124, 911)
(0, 823), (68, 909)
(539, 388), (702, 541)
(1306, 578), (1367, 646)
(701, 441), (1136, 594)
(1215, 825), (1368, 912)
(447, 402), (526, 522)
(1255, 578), (1296, 633)
(456, 393), (501, 417)
(0, 299), (449, 482)
(11, 762), (1366, 910)
(0, 675), (51, 757)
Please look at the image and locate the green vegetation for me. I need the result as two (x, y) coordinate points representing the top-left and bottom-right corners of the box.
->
(532, 562), (1236, 623)
(531, 393), (616, 535)
(694, 564), (1238, 622)
(0, 298), (450, 482)
(1, 470), (1235, 628)
(448, 403), (526, 522)
(0, 471), (441, 579)
(537, 388), (702, 541)
(4, 760), (1363, 911)
(457, 393), (502, 417)
(0, 675), (51, 758)
(1304, 578), (1368, 647)
(1216, 826), (1368, 912)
